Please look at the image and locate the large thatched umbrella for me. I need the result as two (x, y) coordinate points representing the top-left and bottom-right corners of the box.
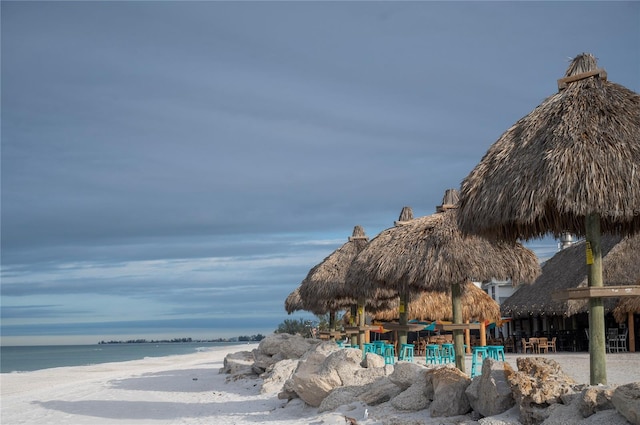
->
(348, 189), (540, 372)
(501, 234), (640, 318)
(372, 281), (500, 323)
(458, 53), (640, 384)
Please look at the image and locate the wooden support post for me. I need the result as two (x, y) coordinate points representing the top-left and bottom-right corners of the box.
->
(480, 320), (487, 346)
(587, 213), (607, 385)
(629, 312), (636, 353)
(350, 305), (358, 347)
(357, 300), (366, 350)
(452, 281), (465, 373)
(398, 291), (409, 347)
(329, 311), (336, 340)
(465, 320), (471, 354)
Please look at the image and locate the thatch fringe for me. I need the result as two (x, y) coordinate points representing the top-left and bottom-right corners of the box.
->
(372, 281), (500, 323)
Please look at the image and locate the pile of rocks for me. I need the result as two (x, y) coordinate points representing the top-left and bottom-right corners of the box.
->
(221, 334), (640, 424)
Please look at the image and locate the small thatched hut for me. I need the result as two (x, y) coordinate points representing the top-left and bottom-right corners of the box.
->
(285, 287), (304, 314)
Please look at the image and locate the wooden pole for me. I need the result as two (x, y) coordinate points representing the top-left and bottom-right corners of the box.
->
(357, 300), (366, 350)
(399, 291), (409, 347)
(586, 213), (607, 384)
(480, 320), (487, 346)
(329, 311), (336, 340)
(465, 320), (471, 354)
(350, 305), (358, 346)
(629, 312), (636, 353)
(452, 281), (465, 373)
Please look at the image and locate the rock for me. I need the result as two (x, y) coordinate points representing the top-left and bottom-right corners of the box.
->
(260, 358), (299, 394)
(358, 377), (403, 405)
(508, 357), (577, 425)
(362, 352), (385, 369)
(390, 380), (429, 411)
(252, 334), (323, 373)
(478, 405), (523, 425)
(388, 361), (427, 391)
(612, 382), (640, 425)
(577, 385), (616, 417)
(580, 409), (635, 424)
(220, 350), (255, 376)
(288, 351), (342, 407)
(318, 386), (360, 412)
(427, 366), (472, 417)
(466, 358), (516, 417)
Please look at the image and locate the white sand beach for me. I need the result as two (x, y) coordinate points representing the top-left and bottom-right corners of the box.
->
(2, 343), (639, 425)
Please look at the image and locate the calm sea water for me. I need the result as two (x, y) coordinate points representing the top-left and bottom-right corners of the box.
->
(0, 342), (246, 373)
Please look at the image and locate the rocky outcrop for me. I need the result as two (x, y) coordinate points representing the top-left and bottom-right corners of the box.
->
(251, 333), (322, 373)
(611, 382), (640, 425)
(507, 357), (577, 425)
(466, 358), (516, 418)
(219, 350), (255, 380)
(260, 358), (299, 394)
(426, 365), (472, 417)
(577, 385), (616, 417)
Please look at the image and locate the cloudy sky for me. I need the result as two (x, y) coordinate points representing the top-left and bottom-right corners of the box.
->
(2, 1), (638, 345)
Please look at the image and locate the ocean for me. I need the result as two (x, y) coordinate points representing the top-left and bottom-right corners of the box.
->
(0, 341), (246, 373)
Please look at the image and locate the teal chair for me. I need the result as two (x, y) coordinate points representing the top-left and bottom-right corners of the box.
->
(383, 344), (396, 365)
(471, 346), (489, 378)
(398, 343), (414, 362)
(425, 344), (441, 365)
(362, 343), (376, 359)
(440, 343), (455, 364)
(487, 345), (505, 361)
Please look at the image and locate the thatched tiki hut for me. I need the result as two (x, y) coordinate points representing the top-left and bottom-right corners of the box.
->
(501, 235), (640, 351)
(457, 53), (640, 384)
(348, 189), (540, 373)
(300, 226), (376, 344)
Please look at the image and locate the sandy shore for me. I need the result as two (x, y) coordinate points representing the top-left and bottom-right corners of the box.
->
(2, 344), (639, 425)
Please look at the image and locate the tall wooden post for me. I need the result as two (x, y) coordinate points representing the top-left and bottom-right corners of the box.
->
(357, 300), (366, 350)
(399, 291), (409, 347)
(586, 213), (607, 384)
(465, 320), (471, 354)
(329, 311), (336, 340)
(452, 281), (465, 373)
(350, 305), (358, 346)
(629, 312), (636, 353)
(480, 321), (487, 346)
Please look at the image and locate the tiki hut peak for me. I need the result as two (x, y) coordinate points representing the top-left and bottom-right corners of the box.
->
(436, 188), (459, 213)
(501, 234), (640, 319)
(457, 52), (640, 241)
(394, 206), (414, 226)
(372, 281), (500, 323)
(298, 225), (370, 312)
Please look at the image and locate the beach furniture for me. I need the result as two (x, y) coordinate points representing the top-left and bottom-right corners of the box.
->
(521, 338), (534, 354)
(439, 343), (454, 364)
(617, 329), (628, 352)
(398, 343), (414, 362)
(487, 345), (505, 361)
(470, 346), (489, 378)
(425, 344), (441, 365)
(383, 344), (396, 364)
(537, 338), (549, 354)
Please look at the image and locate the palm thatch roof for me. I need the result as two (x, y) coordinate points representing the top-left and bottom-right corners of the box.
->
(347, 198), (541, 299)
(457, 53), (640, 241)
(297, 225), (394, 314)
(501, 234), (640, 318)
(372, 281), (500, 323)
(285, 287), (304, 314)
(613, 296), (640, 323)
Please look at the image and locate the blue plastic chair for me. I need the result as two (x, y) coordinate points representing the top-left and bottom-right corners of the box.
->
(383, 344), (396, 364)
(362, 343), (376, 359)
(440, 343), (455, 364)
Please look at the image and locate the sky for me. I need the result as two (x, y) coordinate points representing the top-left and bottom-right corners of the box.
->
(2, 1), (639, 345)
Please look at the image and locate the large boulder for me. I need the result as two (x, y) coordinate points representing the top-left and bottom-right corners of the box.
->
(361, 352), (385, 369)
(390, 380), (430, 411)
(220, 350), (256, 379)
(466, 358), (516, 417)
(577, 385), (616, 417)
(612, 382), (640, 425)
(388, 361), (428, 391)
(288, 351), (342, 407)
(507, 357), (577, 425)
(260, 358), (299, 394)
(252, 334), (322, 372)
(358, 377), (404, 406)
(426, 366), (472, 417)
